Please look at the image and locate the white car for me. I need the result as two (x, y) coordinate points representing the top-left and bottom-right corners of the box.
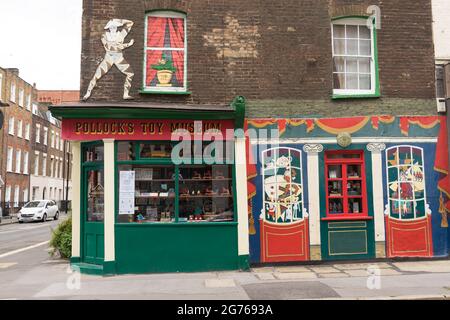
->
(18, 200), (60, 223)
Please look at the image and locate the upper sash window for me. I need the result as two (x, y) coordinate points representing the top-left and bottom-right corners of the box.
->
(144, 11), (187, 92)
(332, 17), (377, 97)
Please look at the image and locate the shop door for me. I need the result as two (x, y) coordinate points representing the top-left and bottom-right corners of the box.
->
(82, 166), (105, 265)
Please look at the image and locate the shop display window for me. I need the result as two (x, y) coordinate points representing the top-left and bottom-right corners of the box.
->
(116, 141), (234, 223)
(325, 150), (367, 217)
(386, 146), (427, 220)
(84, 145), (104, 162)
(86, 169), (104, 222)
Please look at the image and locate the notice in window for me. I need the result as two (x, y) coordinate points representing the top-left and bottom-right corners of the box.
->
(119, 171), (135, 215)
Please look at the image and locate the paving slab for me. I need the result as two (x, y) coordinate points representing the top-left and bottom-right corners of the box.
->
(255, 273), (276, 281)
(251, 267), (275, 273)
(333, 263), (392, 270)
(344, 269), (372, 277)
(274, 266), (311, 273)
(205, 279), (236, 288)
(393, 261), (450, 273)
(243, 281), (340, 300)
(274, 272), (317, 280)
(318, 273), (349, 278)
(309, 266), (341, 274)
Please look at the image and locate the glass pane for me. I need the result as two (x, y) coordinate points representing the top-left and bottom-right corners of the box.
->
(348, 198), (362, 214)
(117, 141), (135, 161)
(399, 182), (414, 200)
(359, 40), (371, 56)
(346, 58), (358, 73)
(84, 145), (104, 162)
(146, 50), (185, 88)
(412, 148), (423, 166)
(333, 73), (345, 89)
(334, 39), (345, 55)
(140, 142), (173, 158)
(347, 165), (361, 178)
(359, 58), (371, 73)
(328, 165), (342, 179)
(347, 180), (362, 196)
(333, 24), (345, 38)
(346, 25), (358, 38)
(328, 181), (343, 197)
(333, 57), (345, 73)
(399, 146), (412, 165)
(359, 25), (371, 39)
(87, 169), (104, 222)
(117, 165), (175, 223)
(329, 198), (344, 214)
(389, 182), (399, 199)
(147, 16), (185, 49)
(388, 167), (398, 183)
(387, 148), (398, 166)
(179, 165), (234, 222)
(346, 73), (358, 89)
(347, 39), (358, 55)
(359, 74), (371, 90)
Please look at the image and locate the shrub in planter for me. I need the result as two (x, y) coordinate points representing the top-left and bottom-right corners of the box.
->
(50, 216), (72, 259)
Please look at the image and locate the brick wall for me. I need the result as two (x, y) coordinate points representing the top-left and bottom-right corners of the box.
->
(80, 0), (437, 117)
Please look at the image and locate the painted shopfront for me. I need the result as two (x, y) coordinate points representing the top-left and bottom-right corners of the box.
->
(50, 98), (250, 275)
(246, 116), (450, 263)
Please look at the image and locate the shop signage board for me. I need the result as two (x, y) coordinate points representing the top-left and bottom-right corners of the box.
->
(62, 119), (235, 141)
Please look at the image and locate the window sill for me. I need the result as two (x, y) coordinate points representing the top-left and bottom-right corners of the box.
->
(332, 93), (380, 100)
(139, 90), (191, 96)
(321, 216), (373, 222)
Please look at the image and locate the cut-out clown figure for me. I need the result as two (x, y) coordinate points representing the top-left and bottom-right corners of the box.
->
(83, 19), (135, 100)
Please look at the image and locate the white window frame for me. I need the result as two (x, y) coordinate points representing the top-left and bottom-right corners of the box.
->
(0, 73), (3, 101)
(26, 93), (31, 111)
(55, 133), (59, 150)
(15, 149), (22, 174)
(44, 127), (49, 146)
(51, 130), (55, 148)
(6, 147), (13, 172)
(10, 82), (16, 103)
(18, 88), (24, 107)
(5, 185), (11, 204)
(23, 189), (29, 203)
(35, 124), (41, 143)
(17, 120), (23, 138)
(23, 151), (29, 175)
(42, 154), (47, 176)
(34, 151), (40, 176)
(143, 11), (188, 93)
(14, 185), (20, 207)
(331, 17), (376, 96)
(8, 117), (14, 135)
(25, 123), (30, 140)
(32, 103), (38, 115)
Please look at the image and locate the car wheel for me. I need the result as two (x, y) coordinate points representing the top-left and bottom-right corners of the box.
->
(54, 211), (59, 220)
(42, 213), (47, 223)
(19, 221), (24, 224)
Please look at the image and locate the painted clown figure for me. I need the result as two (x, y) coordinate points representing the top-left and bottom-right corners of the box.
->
(83, 19), (135, 100)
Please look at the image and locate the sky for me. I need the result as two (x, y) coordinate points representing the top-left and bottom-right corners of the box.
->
(0, 0), (82, 90)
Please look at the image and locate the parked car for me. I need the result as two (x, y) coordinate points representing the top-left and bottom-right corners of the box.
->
(18, 200), (59, 223)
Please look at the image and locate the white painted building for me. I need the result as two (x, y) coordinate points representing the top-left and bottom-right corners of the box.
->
(432, 0), (450, 62)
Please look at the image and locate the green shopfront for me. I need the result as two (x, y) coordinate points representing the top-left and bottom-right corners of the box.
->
(50, 98), (250, 275)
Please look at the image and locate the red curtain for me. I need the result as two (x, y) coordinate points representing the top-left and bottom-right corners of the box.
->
(168, 18), (185, 86)
(146, 17), (167, 86)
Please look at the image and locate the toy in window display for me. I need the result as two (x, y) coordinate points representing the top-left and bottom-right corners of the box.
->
(220, 187), (231, 196)
(171, 172), (183, 181)
(192, 171), (202, 180)
(214, 170), (225, 179)
(203, 170), (212, 179)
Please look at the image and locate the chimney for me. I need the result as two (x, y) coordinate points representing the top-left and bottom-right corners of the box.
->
(6, 68), (19, 76)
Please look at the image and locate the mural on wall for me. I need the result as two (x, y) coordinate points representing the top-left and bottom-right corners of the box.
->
(384, 145), (433, 257)
(246, 115), (449, 263)
(83, 19), (135, 101)
(259, 147), (309, 262)
(145, 16), (185, 89)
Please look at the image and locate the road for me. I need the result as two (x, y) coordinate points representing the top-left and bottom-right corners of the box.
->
(0, 216), (450, 300)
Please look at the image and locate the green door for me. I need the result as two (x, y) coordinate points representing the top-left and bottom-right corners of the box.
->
(82, 166), (105, 265)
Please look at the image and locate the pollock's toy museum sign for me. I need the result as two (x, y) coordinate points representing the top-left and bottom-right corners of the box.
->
(62, 119), (235, 140)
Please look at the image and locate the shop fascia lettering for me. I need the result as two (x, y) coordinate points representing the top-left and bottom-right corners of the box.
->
(74, 120), (223, 136)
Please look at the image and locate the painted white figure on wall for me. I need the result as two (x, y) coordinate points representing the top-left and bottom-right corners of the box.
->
(83, 19), (135, 101)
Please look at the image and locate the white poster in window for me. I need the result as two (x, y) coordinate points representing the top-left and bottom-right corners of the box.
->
(119, 171), (135, 215)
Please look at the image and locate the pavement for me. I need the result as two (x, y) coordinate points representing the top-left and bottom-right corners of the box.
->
(1, 217), (450, 300)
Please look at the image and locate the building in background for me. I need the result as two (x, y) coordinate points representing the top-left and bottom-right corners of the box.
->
(38, 90), (79, 105)
(0, 66), (76, 217)
(0, 68), (34, 216)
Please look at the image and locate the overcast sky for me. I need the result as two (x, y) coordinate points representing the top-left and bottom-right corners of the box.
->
(0, 0), (82, 90)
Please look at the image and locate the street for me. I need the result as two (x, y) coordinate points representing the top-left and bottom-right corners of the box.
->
(0, 217), (450, 300)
